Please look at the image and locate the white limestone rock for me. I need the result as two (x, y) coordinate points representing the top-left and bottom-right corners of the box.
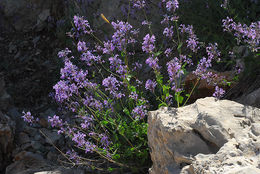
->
(148, 97), (260, 174)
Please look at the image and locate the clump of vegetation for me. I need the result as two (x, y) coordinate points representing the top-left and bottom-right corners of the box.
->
(22, 0), (259, 173)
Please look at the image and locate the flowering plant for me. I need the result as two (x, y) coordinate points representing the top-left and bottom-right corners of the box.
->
(22, 0), (259, 173)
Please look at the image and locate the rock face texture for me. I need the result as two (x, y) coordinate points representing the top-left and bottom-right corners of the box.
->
(148, 97), (260, 174)
(0, 111), (15, 173)
(0, 0), (62, 31)
(238, 87), (260, 109)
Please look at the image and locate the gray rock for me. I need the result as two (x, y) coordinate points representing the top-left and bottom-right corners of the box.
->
(0, 90), (11, 110)
(0, 111), (15, 171)
(6, 151), (49, 174)
(31, 141), (45, 152)
(40, 128), (62, 145)
(238, 87), (260, 109)
(148, 97), (260, 174)
(34, 168), (85, 174)
(18, 132), (31, 145)
(0, 0), (62, 31)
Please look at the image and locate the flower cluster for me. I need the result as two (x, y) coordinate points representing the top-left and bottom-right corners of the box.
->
(179, 24), (200, 52)
(131, 0), (146, 9)
(222, 17), (260, 52)
(73, 15), (93, 34)
(213, 86), (225, 99)
(102, 75), (124, 99)
(142, 34), (156, 53)
(194, 43), (220, 79)
(162, 0), (179, 12)
(22, 111), (38, 125)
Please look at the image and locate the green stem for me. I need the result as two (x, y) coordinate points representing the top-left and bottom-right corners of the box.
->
(183, 78), (200, 106)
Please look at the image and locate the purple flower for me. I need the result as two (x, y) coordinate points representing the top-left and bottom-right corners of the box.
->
(163, 26), (174, 38)
(60, 60), (78, 80)
(206, 43), (221, 61)
(80, 50), (101, 66)
(146, 56), (160, 70)
(129, 91), (138, 100)
(58, 48), (71, 59)
(179, 24), (200, 52)
(66, 150), (80, 164)
(167, 58), (183, 81)
(142, 34), (156, 53)
(103, 41), (115, 54)
(108, 55), (122, 70)
(131, 0), (146, 9)
(132, 105), (147, 119)
(22, 111), (38, 124)
(142, 20), (152, 25)
(73, 15), (93, 34)
(222, 17), (259, 52)
(111, 21), (134, 50)
(72, 131), (86, 147)
(100, 134), (111, 147)
(194, 57), (211, 79)
(102, 76), (124, 99)
(77, 41), (88, 52)
(165, 0), (179, 12)
(80, 115), (93, 129)
(53, 80), (71, 103)
(145, 79), (157, 92)
(48, 115), (64, 128)
(213, 86), (225, 99)
(164, 48), (172, 57)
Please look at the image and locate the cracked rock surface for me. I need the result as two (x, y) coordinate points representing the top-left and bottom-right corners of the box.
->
(148, 97), (260, 174)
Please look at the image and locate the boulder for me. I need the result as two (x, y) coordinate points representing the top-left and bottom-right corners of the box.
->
(148, 97), (260, 174)
(0, 111), (15, 172)
(0, 73), (11, 111)
(237, 87), (260, 108)
(0, 0), (63, 31)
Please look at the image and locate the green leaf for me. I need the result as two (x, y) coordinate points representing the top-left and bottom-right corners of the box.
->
(123, 108), (130, 116)
(154, 51), (163, 57)
(101, 120), (109, 125)
(158, 102), (167, 108)
(121, 51), (126, 57)
(177, 42), (183, 52)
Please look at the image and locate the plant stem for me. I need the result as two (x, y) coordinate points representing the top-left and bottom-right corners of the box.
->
(183, 78), (200, 106)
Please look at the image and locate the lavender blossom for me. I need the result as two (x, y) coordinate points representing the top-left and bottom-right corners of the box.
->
(73, 15), (93, 34)
(132, 105), (147, 119)
(111, 21), (135, 50)
(163, 26), (174, 38)
(142, 34), (156, 53)
(167, 58), (183, 81)
(222, 17), (259, 52)
(146, 56), (160, 70)
(103, 41), (115, 54)
(165, 0), (179, 12)
(164, 48), (172, 57)
(213, 86), (225, 99)
(179, 24), (200, 52)
(58, 48), (71, 59)
(22, 111), (38, 124)
(48, 115), (64, 128)
(145, 79), (157, 92)
(72, 131), (86, 147)
(102, 76), (124, 99)
(131, 0), (146, 9)
(77, 41), (88, 52)
(129, 91), (138, 100)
